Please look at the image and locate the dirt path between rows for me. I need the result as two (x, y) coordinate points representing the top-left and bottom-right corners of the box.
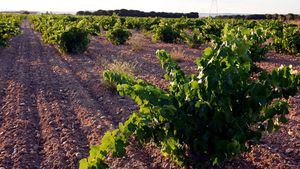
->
(0, 19), (175, 169)
(0, 20), (299, 169)
(0, 19), (119, 169)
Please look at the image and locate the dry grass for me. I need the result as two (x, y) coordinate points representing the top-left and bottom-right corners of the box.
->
(287, 19), (300, 26)
(142, 30), (152, 39)
(100, 59), (138, 90)
(170, 47), (186, 62)
(106, 59), (137, 76)
(128, 33), (145, 52)
(291, 20), (300, 26)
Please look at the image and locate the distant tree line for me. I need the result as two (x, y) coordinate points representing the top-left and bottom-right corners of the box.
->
(217, 13), (300, 20)
(76, 9), (199, 18)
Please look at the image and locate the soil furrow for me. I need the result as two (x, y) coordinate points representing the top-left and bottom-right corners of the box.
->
(59, 54), (132, 126)
(23, 20), (91, 168)
(37, 41), (114, 144)
(30, 31), (117, 140)
(0, 37), (18, 126)
(0, 21), (43, 168)
(33, 47), (90, 169)
(27, 19), (117, 167)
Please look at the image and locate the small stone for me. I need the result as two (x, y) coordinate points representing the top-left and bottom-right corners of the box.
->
(75, 152), (80, 157)
(82, 125), (91, 131)
(33, 145), (39, 150)
(62, 128), (68, 133)
(285, 148), (293, 154)
(60, 137), (67, 143)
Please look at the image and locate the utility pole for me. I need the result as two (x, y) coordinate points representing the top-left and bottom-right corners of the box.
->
(209, 0), (219, 17)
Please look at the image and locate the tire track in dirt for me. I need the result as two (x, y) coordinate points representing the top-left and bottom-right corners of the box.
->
(32, 34), (114, 142)
(31, 24), (170, 168)
(0, 19), (117, 169)
(0, 21), (43, 168)
(24, 23), (85, 168)
(53, 35), (180, 169)
(26, 21), (108, 168)
(26, 20), (116, 168)
(59, 54), (132, 126)
(0, 38), (18, 127)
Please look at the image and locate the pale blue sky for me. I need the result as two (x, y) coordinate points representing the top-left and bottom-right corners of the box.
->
(0, 0), (299, 14)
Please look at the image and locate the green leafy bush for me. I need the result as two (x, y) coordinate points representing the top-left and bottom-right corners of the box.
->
(80, 26), (300, 168)
(0, 14), (22, 46)
(0, 22), (20, 46)
(60, 27), (90, 54)
(246, 27), (270, 61)
(282, 25), (300, 55)
(225, 26), (270, 62)
(201, 19), (223, 40)
(181, 29), (204, 48)
(125, 17), (161, 31)
(271, 23), (300, 55)
(99, 14), (119, 30)
(265, 20), (284, 53)
(152, 21), (181, 43)
(210, 25), (270, 63)
(30, 15), (91, 54)
(77, 19), (101, 36)
(106, 23), (131, 45)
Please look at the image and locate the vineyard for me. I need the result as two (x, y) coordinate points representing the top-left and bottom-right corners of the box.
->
(0, 13), (299, 169)
(0, 14), (22, 46)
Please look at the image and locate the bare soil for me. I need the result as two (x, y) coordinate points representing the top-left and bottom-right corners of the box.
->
(0, 20), (299, 169)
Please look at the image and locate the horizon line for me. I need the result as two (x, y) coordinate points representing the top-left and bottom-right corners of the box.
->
(1, 10), (300, 15)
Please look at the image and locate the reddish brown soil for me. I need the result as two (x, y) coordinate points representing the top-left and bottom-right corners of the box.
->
(0, 20), (299, 169)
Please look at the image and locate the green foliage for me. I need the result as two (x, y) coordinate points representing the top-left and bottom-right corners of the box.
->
(152, 21), (182, 43)
(30, 15), (90, 54)
(80, 26), (300, 168)
(281, 25), (300, 55)
(99, 13), (119, 30)
(222, 25), (271, 62)
(246, 27), (271, 61)
(201, 18), (224, 40)
(271, 23), (300, 55)
(173, 17), (196, 30)
(60, 27), (90, 54)
(181, 29), (204, 48)
(124, 17), (161, 31)
(106, 22), (131, 45)
(77, 18), (101, 36)
(0, 14), (22, 46)
(265, 20), (284, 53)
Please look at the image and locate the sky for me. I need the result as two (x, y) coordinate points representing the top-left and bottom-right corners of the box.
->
(0, 0), (299, 14)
